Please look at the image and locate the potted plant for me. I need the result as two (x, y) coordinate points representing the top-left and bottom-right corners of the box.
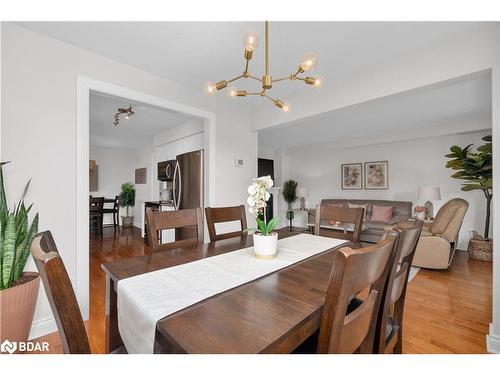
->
(282, 180), (298, 231)
(247, 176), (279, 259)
(445, 135), (492, 261)
(0, 161), (40, 348)
(119, 182), (136, 227)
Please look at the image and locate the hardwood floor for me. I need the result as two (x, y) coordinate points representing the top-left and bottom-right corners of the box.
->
(32, 226), (492, 354)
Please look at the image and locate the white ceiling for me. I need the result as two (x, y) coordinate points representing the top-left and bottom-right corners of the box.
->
(90, 92), (194, 148)
(17, 22), (484, 104)
(258, 71), (492, 151)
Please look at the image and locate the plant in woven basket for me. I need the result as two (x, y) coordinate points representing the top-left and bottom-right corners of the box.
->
(445, 135), (492, 239)
(0, 161), (39, 290)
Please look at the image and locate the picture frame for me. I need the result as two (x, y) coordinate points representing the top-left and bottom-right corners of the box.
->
(135, 167), (147, 184)
(341, 163), (363, 190)
(364, 161), (389, 189)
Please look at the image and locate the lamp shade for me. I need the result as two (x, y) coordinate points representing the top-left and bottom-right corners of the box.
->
(296, 187), (308, 198)
(417, 186), (441, 201)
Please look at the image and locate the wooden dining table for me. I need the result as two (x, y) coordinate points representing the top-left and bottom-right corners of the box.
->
(101, 227), (354, 354)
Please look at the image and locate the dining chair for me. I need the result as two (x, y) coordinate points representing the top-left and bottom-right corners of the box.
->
(145, 207), (204, 255)
(314, 204), (364, 244)
(30, 231), (91, 354)
(296, 231), (399, 354)
(89, 197), (104, 237)
(102, 195), (120, 231)
(205, 205), (247, 242)
(373, 219), (423, 354)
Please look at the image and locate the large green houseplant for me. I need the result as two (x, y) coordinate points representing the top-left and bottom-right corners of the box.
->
(0, 161), (40, 346)
(119, 182), (136, 227)
(445, 135), (492, 260)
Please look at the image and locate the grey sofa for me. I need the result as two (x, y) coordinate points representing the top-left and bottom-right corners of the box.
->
(315, 199), (413, 243)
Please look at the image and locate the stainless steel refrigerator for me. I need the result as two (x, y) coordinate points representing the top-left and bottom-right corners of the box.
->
(173, 149), (204, 240)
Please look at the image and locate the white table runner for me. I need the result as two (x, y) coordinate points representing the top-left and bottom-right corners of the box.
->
(117, 233), (347, 353)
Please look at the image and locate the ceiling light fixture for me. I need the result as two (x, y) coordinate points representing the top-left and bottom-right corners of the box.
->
(203, 21), (322, 112)
(113, 105), (135, 126)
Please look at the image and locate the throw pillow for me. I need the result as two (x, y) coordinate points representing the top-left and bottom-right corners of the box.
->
(371, 205), (394, 223)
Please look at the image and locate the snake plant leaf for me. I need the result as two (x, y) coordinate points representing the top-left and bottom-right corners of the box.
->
(0, 220), (3, 289)
(14, 213), (38, 280)
(15, 214), (38, 279)
(2, 214), (16, 288)
(0, 162), (10, 229)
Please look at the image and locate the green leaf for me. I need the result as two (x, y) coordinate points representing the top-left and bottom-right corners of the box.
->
(266, 217), (278, 234)
(450, 145), (462, 154)
(2, 214), (16, 288)
(461, 184), (488, 192)
(14, 213), (38, 280)
(256, 218), (267, 235)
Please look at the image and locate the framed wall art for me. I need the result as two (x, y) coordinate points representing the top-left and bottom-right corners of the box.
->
(341, 163), (362, 190)
(364, 161), (389, 189)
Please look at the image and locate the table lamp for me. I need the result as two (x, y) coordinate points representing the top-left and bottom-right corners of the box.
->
(417, 186), (441, 220)
(296, 187), (308, 210)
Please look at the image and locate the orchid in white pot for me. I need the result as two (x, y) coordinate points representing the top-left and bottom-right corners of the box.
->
(247, 176), (279, 259)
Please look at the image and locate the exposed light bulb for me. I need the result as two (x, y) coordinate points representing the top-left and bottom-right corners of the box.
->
(228, 87), (237, 98)
(203, 81), (216, 96)
(243, 31), (259, 51)
(300, 53), (318, 71)
(304, 76), (323, 87)
(274, 99), (290, 112)
(125, 114), (130, 120)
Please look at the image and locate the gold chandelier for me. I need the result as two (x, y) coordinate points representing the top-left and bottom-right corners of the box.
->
(203, 21), (322, 112)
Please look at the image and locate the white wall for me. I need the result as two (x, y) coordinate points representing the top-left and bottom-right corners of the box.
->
(252, 24), (499, 131)
(1, 23), (257, 339)
(273, 130), (491, 250)
(89, 144), (153, 226)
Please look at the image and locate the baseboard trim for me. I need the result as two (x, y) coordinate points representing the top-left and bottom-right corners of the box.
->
(29, 316), (57, 340)
(487, 324), (500, 353)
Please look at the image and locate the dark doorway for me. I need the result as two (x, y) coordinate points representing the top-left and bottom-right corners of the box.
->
(258, 158), (274, 221)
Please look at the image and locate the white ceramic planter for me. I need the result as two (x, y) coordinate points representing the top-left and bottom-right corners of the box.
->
(253, 232), (278, 259)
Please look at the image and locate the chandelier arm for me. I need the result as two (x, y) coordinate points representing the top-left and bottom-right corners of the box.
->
(295, 77), (305, 81)
(291, 68), (304, 79)
(272, 76), (292, 82)
(248, 74), (263, 82)
(244, 59), (250, 75)
(246, 92), (261, 96)
(227, 74), (244, 83)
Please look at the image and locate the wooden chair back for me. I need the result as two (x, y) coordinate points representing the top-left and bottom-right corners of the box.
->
(89, 197), (104, 214)
(113, 195), (120, 211)
(374, 219), (423, 353)
(314, 204), (364, 243)
(205, 205), (247, 242)
(145, 207), (204, 255)
(30, 231), (91, 354)
(317, 232), (399, 354)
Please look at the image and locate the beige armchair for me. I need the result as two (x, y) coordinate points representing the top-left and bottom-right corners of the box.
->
(412, 198), (469, 269)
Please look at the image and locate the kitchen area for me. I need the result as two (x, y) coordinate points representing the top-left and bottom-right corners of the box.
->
(143, 147), (204, 245)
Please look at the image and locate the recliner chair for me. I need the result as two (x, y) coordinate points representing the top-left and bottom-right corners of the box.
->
(412, 198), (469, 269)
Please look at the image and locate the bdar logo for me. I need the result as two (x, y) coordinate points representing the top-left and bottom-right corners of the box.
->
(1, 340), (17, 354)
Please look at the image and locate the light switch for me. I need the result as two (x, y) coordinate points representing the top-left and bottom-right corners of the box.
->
(235, 158), (244, 167)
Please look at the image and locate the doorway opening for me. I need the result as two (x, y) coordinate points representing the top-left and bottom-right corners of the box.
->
(76, 77), (216, 348)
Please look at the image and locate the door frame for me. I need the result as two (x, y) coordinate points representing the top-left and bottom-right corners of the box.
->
(76, 75), (216, 320)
